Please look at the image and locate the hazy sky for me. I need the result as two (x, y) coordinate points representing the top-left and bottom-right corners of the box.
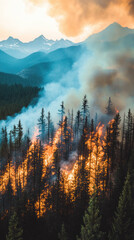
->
(0, 0), (134, 42)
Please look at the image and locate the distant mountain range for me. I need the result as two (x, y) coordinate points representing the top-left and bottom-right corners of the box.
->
(0, 35), (74, 58)
(85, 22), (134, 43)
(0, 22), (134, 88)
(84, 22), (134, 52)
(0, 45), (83, 74)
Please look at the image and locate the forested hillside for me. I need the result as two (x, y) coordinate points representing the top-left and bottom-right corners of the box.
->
(0, 72), (28, 86)
(0, 22), (134, 240)
(0, 96), (134, 240)
(0, 84), (40, 120)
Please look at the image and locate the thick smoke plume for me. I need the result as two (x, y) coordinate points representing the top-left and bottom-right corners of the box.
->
(64, 49), (134, 116)
(1, 50), (134, 135)
(0, 33), (134, 134)
(29, 0), (134, 36)
(85, 54), (134, 112)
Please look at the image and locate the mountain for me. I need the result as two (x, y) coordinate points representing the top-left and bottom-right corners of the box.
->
(0, 72), (29, 86)
(93, 32), (134, 55)
(0, 44), (82, 85)
(18, 57), (77, 87)
(44, 45), (83, 62)
(1, 22), (134, 81)
(0, 44), (83, 74)
(0, 50), (48, 74)
(0, 37), (27, 58)
(0, 35), (74, 58)
(18, 45), (84, 86)
(0, 50), (19, 73)
(85, 22), (134, 45)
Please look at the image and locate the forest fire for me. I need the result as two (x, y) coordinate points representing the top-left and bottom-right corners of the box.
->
(35, 117), (116, 217)
(0, 115), (116, 216)
(0, 96), (123, 222)
(0, 93), (133, 240)
(41, 123), (65, 179)
(0, 127), (39, 195)
(115, 107), (119, 114)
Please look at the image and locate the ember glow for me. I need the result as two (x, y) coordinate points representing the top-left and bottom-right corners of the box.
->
(34, 118), (115, 217)
(0, 115), (117, 217)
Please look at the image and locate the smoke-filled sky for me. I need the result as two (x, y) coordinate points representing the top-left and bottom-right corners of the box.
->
(0, 0), (134, 42)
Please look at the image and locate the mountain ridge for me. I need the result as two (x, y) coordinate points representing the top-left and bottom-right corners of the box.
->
(85, 22), (134, 43)
(0, 35), (74, 58)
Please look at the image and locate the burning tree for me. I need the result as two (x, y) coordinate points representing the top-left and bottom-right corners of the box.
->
(0, 97), (134, 240)
(37, 108), (46, 143)
(106, 97), (115, 116)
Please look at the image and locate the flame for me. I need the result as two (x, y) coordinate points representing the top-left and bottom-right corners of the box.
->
(60, 123), (107, 199)
(115, 107), (119, 114)
(41, 124), (63, 179)
(35, 184), (52, 218)
(0, 127), (39, 195)
(60, 159), (79, 200)
(0, 116), (116, 218)
(35, 121), (65, 216)
(31, 126), (39, 143)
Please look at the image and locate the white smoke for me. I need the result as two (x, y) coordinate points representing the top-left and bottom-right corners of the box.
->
(0, 41), (133, 135)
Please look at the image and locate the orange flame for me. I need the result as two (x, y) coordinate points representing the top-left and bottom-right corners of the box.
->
(0, 117), (116, 218)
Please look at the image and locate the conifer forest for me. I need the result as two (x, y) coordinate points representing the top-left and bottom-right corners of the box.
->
(0, 1), (134, 239)
(0, 96), (134, 240)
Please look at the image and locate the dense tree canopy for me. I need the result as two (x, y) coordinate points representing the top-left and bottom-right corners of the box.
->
(0, 97), (133, 240)
(0, 84), (40, 120)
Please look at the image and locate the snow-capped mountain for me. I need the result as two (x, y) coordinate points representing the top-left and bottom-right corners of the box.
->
(0, 35), (74, 58)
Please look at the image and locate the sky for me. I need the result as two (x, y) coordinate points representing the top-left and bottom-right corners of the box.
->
(0, 0), (134, 42)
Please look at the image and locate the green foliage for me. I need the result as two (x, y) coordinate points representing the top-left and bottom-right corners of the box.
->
(0, 72), (27, 86)
(109, 171), (134, 240)
(6, 212), (23, 240)
(77, 192), (105, 240)
(58, 224), (68, 240)
(0, 84), (40, 120)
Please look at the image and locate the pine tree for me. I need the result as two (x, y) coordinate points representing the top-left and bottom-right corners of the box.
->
(81, 95), (89, 125)
(46, 111), (51, 143)
(9, 131), (13, 155)
(58, 102), (65, 158)
(17, 120), (23, 149)
(37, 108), (46, 143)
(53, 150), (61, 214)
(125, 109), (133, 162)
(109, 172), (134, 240)
(12, 125), (17, 145)
(77, 192), (104, 240)
(94, 113), (98, 129)
(75, 110), (81, 139)
(46, 111), (54, 143)
(6, 211), (23, 240)
(1, 127), (8, 159)
(110, 113), (121, 170)
(58, 101), (65, 125)
(106, 97), (114, 115)
(58, 224), (68, 240)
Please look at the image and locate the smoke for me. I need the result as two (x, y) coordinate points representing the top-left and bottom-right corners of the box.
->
(0, 83), (69, 135)
(28, 0), (134, 37)
(0, 62), (80, 135)
(129, 0), (134, 15)
(87, 55), (134, 113)
(28, 0), (44, 4)
(2, 49), (133, 135)
(64, 46), (134, 116)
(61, 151), (78, 171)
(0, 26), (134, 135)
